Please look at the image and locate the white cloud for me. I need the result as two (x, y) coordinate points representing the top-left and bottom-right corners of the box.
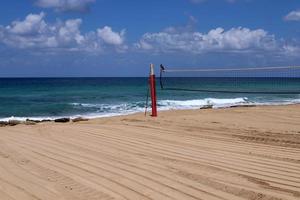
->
(8, 12), (47, 35)
(0, 13), (127, 53)
(284, 10), (300, 21)
(58, 19), (84, 45)
(0, 12), (53, 48)
(282, 45), (300, 56)
(97, 26), (125, 46)
(136, 27), (277, 54)
(35, 0), (95, 12)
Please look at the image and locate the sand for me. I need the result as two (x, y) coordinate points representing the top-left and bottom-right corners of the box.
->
(0, 105), (299, 200)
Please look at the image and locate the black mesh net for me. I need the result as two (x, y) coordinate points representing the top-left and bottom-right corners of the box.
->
(159, 65), (300, 94)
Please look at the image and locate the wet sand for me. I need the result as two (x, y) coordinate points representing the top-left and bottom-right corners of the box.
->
(0, 105), (299, 200)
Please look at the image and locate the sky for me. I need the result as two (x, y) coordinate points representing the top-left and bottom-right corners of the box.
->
(0, 0), (300, 77)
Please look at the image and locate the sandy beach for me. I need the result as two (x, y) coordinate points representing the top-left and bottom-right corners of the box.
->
(0, 105), (299, 200)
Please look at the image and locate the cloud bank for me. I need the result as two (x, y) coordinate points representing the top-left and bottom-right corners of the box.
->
(0, 12), (127, 53)
(135, 26), (277, 54)
(0, 12), (299, 57)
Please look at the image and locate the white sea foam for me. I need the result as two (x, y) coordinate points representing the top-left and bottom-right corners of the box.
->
(0, 116), (55, 122)
(253, 98), (300, 106)
(158, 97), (249, 109)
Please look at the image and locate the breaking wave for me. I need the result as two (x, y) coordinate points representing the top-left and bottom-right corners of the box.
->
(1, 97), (300, 122)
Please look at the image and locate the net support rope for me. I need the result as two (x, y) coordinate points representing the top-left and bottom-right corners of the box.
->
(159, 65), (300, 94)
(163, 66), (300, 72)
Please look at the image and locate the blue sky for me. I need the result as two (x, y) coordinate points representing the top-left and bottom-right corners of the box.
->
(0, 0), (299, 77)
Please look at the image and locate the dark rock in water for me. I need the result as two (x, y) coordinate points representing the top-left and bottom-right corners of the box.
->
(54, 118), (70, 123)
(230, 105), (256, 108)
(200, 105), (213, 109)
(24, 120), (37, 125)
(0, 121), (9, 127)
(41, 120), (52, 122)
(26, 119), (42, 123)
(72, 117), (89, 122)
(8, 120), (22, 126)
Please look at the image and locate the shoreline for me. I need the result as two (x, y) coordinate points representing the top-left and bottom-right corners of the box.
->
(1, 103), (300, 126)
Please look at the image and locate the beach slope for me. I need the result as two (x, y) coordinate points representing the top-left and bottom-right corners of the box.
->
(0, 105), (299, 200)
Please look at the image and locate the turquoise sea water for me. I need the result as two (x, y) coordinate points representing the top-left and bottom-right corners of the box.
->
(0, 78), (299, 121)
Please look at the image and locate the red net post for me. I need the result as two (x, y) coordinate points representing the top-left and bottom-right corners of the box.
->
(149, 64), (157, 117)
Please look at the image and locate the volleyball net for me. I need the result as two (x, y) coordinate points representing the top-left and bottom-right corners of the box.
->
(159, 65), (300, 94)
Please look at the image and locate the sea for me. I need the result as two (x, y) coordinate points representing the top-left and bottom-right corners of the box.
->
(0, 77), (299, 122)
